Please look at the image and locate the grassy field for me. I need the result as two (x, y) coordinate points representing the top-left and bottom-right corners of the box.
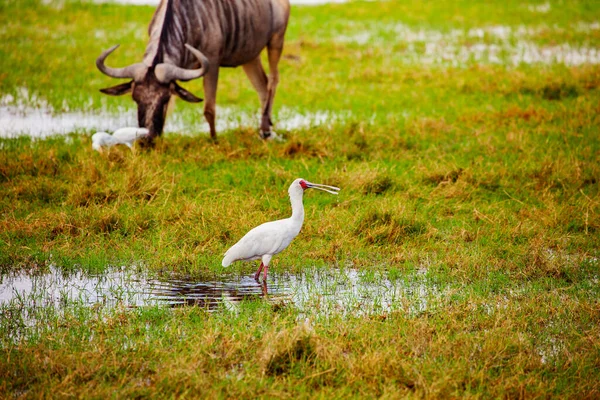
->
(1, 0), (599, 397)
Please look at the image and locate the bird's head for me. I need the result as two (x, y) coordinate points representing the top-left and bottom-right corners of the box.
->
(92, 132), (113, 152)
(290, 178), (340, 196)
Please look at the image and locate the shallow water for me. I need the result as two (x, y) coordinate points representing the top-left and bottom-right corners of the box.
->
(0, 265), (438, 316)
(335, 22), (600, 67)
(0, 92), (348, 138)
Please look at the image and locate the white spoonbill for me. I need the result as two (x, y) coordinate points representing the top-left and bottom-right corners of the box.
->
(222, 178), (340, 281)
(91, 127), (149, 152)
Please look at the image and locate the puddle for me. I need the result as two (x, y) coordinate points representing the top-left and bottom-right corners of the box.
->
(0, 265), (439, 316)
(0, 91), (349, 138)
(332, 22), (600, 67)
(0, 104), (137, 139)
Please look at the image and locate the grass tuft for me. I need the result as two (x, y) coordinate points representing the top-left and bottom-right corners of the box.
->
(261, 322), (317, 376)
(362, 174), (396, 195)
(355, 210), (427, 245)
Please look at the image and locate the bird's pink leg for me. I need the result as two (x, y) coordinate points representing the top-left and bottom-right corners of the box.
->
(261, 280), (268, 296)
(254, 262), (264, 281)
(263, 264), (269, 281)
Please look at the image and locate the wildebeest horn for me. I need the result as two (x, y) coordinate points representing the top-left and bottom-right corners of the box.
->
(96, 44), (147, 80)
(154, 44), (210, 83)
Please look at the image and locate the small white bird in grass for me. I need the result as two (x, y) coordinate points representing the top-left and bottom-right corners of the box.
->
(92, 127), (149, 152)
(222, 178), (340, 281)
(112, 127), (149, 148)
(91, 132), (114, 152)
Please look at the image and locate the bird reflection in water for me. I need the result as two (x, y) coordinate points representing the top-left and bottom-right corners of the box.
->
(147, 274), (287, 310)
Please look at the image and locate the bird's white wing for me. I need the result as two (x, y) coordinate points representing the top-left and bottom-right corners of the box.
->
(112, 127), (149, 143)
(222, 220), (288, 266)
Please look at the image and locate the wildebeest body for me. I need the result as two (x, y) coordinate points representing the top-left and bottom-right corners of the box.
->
(97, 0), (290, 141)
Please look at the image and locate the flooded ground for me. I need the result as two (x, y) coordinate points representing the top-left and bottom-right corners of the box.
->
(0, 91), (348, 138)
(334, 22), (600, 66)
(2, 12), (597, 139)
(0, 265), (439, 316)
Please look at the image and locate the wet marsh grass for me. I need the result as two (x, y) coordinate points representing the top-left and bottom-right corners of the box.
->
(1, 290), (598, 398)
(1, 0), (600, 397)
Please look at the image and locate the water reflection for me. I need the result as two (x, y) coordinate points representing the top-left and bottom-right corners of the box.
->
(0, 265), (440, 316)
(148, 275), (289, 309)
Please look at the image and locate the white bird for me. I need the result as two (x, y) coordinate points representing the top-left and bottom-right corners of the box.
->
(112, 127), (150, 148)
(222, 178), (340, 281)
(92, 127), (149, 152)
(91, 132), (114, 152)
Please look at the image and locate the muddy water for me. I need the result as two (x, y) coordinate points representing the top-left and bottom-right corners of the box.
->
(0, 265), (438, 316)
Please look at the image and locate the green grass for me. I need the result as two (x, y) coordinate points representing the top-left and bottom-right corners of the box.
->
(1, 0), (600, 397)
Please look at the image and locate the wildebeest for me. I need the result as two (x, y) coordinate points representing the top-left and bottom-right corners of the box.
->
(96, 0), (290, 142)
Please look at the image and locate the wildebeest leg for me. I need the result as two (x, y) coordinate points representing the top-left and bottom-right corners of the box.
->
(263, 34), (285, 138)
(242, 57), (270, 137)
(203, 67), (219, 140)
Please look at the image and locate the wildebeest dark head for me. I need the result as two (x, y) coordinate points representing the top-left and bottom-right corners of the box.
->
(96, 44), (209, 138)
